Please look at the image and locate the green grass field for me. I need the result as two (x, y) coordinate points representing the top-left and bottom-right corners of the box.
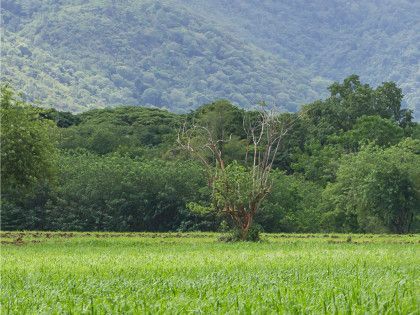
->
(1, 232), (419, 314)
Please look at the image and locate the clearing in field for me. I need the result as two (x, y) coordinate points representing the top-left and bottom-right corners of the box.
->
(1, 232), (419, 314)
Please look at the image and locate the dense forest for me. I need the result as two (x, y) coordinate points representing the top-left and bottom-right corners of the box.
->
(1, 0), (419, 118)
(2, 75), (419, 233)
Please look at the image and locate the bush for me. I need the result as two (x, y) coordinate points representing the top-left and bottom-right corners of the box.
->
(218, 224), (263, 242)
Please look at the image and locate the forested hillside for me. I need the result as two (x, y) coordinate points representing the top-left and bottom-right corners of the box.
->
(2, 0), (419, 117)
(1, 0), (326, 112)
(183, 0), (420, 112)
(2, 76), (419, 233)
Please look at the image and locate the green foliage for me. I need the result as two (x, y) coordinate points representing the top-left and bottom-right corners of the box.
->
(2, 1), (418, 118)
(213, 162), (254, 212)
(188, 1), (419, 118)
(292, 76), (414, 186)
(257, 172), (323, 232)
(292, 143), (344, 185)
(322, 139), (420, 233)
(0, 86), (59, 230)
(40, 108), (81, 128)
(211, 162), (265, 241)
(58, 106), (180, 157)
(45, 151), (211, 231)
(188, 100), (248, 164)
(1, 0), (328, 112)
(0, 85), (57, 193)
(1, 75), (418, 234)
(219, 224), (263, 242)
(302, 76), (412, 143)
(192, 100), (245, 139)
(331, 115), (405, 152)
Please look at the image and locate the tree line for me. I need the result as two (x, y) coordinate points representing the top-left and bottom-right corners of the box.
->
(1, 75), (419, 234)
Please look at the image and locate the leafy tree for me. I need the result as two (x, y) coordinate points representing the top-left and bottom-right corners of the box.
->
(257, 171), (323, 232)
(1, 85), (57, 193)
(293, 76), (412, 185)
(271, 112), (307, 173)
(322, 139), (420, 233)
(1, 85), (58, 230)
(1, 77), (418, 234)
(40, 108), (81, 128)
(292, 142), (343, 185)
(303, 76), (412, 145)
(375, 82), (411, 126)
(192, 100), (246, 139)
(58, 106), (180, 157)
(331, 115), (404, 152)
(179, 102), (299, 240)
(45, 151), (210, 232)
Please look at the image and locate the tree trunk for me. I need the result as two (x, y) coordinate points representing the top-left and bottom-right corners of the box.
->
(240, 213), (253, 240)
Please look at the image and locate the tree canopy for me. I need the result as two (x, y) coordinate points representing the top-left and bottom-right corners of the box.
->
(1, 77), (419, 234)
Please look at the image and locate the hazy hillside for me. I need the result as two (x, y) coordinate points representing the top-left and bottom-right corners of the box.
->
(184, 0), (420, 114)
(1, 0), (419, 116)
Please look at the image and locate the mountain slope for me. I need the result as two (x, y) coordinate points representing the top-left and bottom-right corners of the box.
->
(177, 0), (420, 115)
(1, 0), (328, 112)
(1, 0), (418, 116)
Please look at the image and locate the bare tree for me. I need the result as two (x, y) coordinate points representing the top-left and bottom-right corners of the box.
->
(178, 104), (300, 240)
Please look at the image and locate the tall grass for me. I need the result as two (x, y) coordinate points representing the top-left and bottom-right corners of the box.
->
(1, 232), (419, 314)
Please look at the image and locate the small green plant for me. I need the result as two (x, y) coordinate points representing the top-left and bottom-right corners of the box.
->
(218, 220), (230, 233)
(219, 224), (263, 242)
(1, 232), (418, 313)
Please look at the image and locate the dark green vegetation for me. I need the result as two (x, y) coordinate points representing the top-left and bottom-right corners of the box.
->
(1, 0), (419, 118)
(1, 232), (419, 313)
(2, 75), (419, 234)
